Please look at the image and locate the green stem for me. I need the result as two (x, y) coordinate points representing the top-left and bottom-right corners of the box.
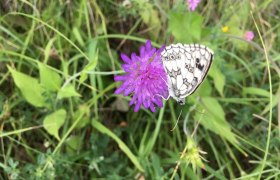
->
(251, 12), (273, 179)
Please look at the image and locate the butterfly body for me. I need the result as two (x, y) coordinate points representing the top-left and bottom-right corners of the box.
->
(161, 43), (214, 104)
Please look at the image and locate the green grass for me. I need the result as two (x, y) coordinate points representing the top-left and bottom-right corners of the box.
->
(0, 0), (280, 179)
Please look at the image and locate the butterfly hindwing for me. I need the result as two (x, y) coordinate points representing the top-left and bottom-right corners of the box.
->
(161, 43), (214, 104)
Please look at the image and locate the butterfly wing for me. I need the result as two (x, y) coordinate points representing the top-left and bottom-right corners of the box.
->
(161, 43), (214, 104)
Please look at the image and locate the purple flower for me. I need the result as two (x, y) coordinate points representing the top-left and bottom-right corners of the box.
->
(187, 0), (201, 11)
(114, 40), (169, 112)
(244, 31), (254, 41)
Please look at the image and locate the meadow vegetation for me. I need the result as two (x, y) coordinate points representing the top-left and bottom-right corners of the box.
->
(0, 0), (279, 179)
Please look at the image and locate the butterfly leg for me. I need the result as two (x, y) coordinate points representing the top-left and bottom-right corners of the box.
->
(177, 98), (185, 105)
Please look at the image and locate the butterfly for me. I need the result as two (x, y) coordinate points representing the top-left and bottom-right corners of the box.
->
(161, 43), (214, 105)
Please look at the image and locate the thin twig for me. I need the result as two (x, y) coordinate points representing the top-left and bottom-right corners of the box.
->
(170, 110), (182, 131)
(251, 11), (273, 180)
(278, 98), (280, 136)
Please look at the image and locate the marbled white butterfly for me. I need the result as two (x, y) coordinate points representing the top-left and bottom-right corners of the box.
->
(161, 43), (214, 105)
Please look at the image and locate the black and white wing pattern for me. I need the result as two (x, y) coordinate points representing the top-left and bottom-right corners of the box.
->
(161, 43), (214, 105)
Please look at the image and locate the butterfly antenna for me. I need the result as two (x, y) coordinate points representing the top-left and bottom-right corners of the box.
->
(153, 75), (170, 100)
(160, 75), (169, 87)
(153, 94), (170, 101)
(170, 109), (182, 131)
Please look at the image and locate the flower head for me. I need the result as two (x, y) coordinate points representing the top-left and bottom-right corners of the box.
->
(182, 136), (207, 171)
(114, 40), (168, 112)
(222, 26), (229, 33)
(187, 0), (201, 11)
(244, 31), (254, 41)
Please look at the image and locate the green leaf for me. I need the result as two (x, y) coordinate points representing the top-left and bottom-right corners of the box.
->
(189, 79), (212, 103)
(88, 39), (98, 66)
(66, 135), (82, 154)
(8, 66), (46, 107)
(196, 97), (238, 145)
(43, 109), (66, 140)
(194, 79), (212, 97)
(72, 27), (85, 47)
(209, 64), (225, 97)
(225, 1), (250, 51)
(73, 104), (90, 129)
(38, 62), (62, 91)
(242, 87), (270, 97)
(79, 39), (99, 84)
(168, 11), (203, 43)
(138, 2), (161, 38)
(57, 84), (81, 99)
(44, 38), (56, 63)
(261, 86), (280, 115)
(92, 120), (144, 172)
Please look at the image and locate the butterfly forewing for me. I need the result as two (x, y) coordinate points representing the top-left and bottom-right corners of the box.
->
(161, 43), (214, 104)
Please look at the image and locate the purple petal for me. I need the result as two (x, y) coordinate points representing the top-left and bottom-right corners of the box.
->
(121, 53), (131, 63)
(153, 98), (163, 107)
(124, 86), (134, 96)
(244, 31), (254, 41)
(150, 48), (156, 56)
(149, 103), (156, 112)
(114, 75), (126, 81)
(134, 102), (141, 112)
(145, 40), (152, 51)
(122, 64), (131, 72)
(158, 45), (165, 54)
(114, 87), (124, 94)
(131, 53), (137, 61)
(163, 91), (169, 99)
(130, 95), (137, 105)
(143, 99), (150, 108)
(188, 0), (201, 11)
(115, 81), (129, 94)
(140, 46), (145, 57)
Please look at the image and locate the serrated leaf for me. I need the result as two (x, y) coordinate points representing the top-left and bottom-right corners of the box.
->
(38, 62), (62, 91)
(168, 11), (203, 43)
(139, 2), (161, 38)
(8, 66), (46, 107)
(57, 84), (81, 99)
(43, 109), (66, 140)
